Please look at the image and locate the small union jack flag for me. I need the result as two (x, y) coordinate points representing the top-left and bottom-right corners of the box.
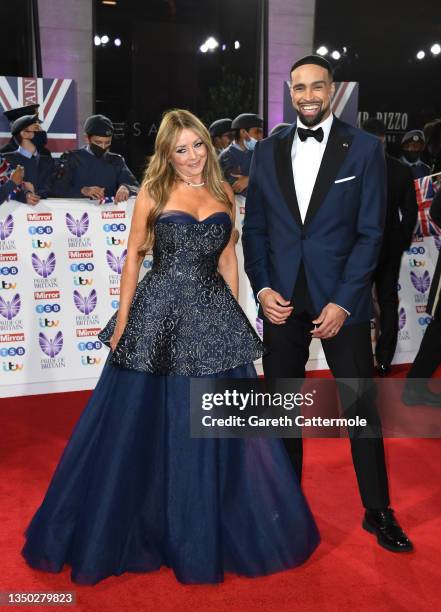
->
(414, 174), (441, 237)
(0, 76), (77, 156)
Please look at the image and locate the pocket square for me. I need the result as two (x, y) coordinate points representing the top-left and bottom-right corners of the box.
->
(334, 176), (356, 184)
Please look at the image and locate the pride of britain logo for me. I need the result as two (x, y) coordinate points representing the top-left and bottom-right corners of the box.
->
(32, 252), (58, 289)
(73, 289), (97, 315)
(398, 307), (407, 330)
(0, 215), (16, 250)
(0, 293), (23, 332)
(39, 331), (65, 369)
(66, 213), (92, 248)
(410, 271), (431, 294)
(106, 249), (127, 274)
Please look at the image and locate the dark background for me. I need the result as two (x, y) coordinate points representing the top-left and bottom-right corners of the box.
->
(94, 0), (263, 175)
(314, 0), (441, 153)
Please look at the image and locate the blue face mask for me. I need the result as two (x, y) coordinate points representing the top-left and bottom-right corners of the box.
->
(244, 137), (257, 151)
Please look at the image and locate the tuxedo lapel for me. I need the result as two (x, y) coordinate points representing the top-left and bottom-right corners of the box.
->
(304, 117), (354, 226)
(274, 124), (303, 227)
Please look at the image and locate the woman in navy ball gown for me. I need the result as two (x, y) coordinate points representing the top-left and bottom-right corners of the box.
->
(22, 109), (319, 585)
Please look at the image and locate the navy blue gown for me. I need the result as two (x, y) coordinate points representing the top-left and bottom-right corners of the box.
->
(21, 210), (320, 585)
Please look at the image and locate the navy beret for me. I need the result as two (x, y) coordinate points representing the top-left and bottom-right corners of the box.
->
(209, 118), (232, 137)
(11, 114), (40, 136)
(84, 114), (114, 136)
(231, 113), (263, 130)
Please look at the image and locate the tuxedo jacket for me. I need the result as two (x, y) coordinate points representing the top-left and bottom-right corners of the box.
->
(242, 116), (387, 325)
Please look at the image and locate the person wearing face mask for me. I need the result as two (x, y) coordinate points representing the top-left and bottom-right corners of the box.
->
(400, 130), (431, 179)
(219, 113), (263, 196)
(51, 114), (139, 202)
(208, 118), (233, 155)
(0, 104), (51, 158)
(3, 114), (54, 204)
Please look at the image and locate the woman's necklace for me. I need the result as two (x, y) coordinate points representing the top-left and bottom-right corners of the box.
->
(180, 178), (205, 188)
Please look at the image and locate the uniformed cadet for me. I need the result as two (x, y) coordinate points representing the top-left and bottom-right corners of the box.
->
(51, 114), (139, 202)
(218, 113), (263, 196)
(3, 114), (54, 204)
(0, 104), (52, 157)
(400, 130), (431, 179)
(208, 118), (233, 155)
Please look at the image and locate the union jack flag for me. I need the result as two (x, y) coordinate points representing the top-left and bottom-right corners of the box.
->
(0, 76), (77, 156)
(414, 174), (441, 237)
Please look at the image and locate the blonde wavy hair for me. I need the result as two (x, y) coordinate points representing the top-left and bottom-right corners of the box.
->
(141, 109), (232, 251)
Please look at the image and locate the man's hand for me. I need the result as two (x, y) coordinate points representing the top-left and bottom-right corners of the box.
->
(11, 165), (24, 185)
(25, 191), (40, 206)
(259, 288), (293, 324)
(81, 186), (105, 200)
(311, 303), (348, 339)
(115, 185), (130, 203)
(231, 174), (249, 193)
(23, 181), (35, 192)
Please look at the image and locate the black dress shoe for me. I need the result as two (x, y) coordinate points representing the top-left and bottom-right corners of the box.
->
(376, 364), (390, 377)
(362, 508), (413, 552)
(402, 386), (441, 407)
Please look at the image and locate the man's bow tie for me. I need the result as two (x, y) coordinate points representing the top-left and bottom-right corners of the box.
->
(297, 126), (324, 142)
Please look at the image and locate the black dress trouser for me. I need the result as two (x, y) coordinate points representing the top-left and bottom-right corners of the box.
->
(262, 271), (390, 510)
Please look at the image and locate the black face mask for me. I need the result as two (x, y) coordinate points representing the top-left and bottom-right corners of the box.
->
(32, 130), (48, 151)
(90, 143), (110, 158)
(402, 150), (421, 164)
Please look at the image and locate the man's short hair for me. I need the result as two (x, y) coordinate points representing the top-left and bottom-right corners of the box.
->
(361, 118), (386, 138)
(290, 54), (334, 80)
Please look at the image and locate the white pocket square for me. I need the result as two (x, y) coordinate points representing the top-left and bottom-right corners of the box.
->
(334, 176), (356, 184)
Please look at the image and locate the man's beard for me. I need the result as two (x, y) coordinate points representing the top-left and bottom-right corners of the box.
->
(296, 102), (330, 127)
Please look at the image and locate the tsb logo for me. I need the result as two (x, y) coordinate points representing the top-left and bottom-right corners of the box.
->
(406, 246), (426, 255)
(39, 318), (60, 328)
(102, 223), (126, 233)
(35, 304), (61, 314)
(0, 346), (25, 357)
(28, 226), (53, 235)
(32, 239), (52, 248)
(0, 266), (18, 275)
(418, 316), (432, 326)
(111, 300), (119, 309)
(70, 263), (94, 272)
(73, 276), (93, 286)
(81, 355), (101, 365)
(78, 341), (102, 351)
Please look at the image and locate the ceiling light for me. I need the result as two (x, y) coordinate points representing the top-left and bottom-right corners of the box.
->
(316, 46), (328, 56)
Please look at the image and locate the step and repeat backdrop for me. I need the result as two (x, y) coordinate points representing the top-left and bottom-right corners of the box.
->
(0, 187), (440, 398)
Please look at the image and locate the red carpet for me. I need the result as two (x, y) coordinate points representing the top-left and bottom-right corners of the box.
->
(1, 377), (440, 611)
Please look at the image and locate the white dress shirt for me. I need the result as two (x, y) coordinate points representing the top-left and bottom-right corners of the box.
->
(291, 112), (333, 223)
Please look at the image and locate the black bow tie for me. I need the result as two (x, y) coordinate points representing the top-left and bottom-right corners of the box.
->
(297, 126), (324, 142)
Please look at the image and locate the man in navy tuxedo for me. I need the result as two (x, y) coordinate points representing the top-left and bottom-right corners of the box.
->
(243, 55), (412, 552)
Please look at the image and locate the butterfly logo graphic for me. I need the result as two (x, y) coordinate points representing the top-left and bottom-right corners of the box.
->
(39, 331), (63, 358)
(435, 235), (441, 251)
(32, 252), (56, 278)
(65, 212), (89, 237)
(410, 270), (431, 294)
(73, 289), (97, 315)
(398, 307), (407, 330)
(0, 293), (20, 320)
(106, 249), (127, 274)
(0, 214), (14, 240)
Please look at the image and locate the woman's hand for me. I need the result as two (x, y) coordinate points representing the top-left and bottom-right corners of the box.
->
(109, 320), (127, 351)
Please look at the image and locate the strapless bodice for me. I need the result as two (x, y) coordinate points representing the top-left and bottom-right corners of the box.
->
(98, 210), (264, 375)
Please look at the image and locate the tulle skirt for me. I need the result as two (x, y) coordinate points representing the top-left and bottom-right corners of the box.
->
(22, 359), (319, 585)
